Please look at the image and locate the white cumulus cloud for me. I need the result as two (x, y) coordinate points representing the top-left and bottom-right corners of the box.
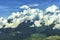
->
(0, 5), (60, 30)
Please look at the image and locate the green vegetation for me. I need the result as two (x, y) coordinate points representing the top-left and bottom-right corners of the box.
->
(44, 36), (60, 40)
(25, 33), (47, 40)
(25, 34), (60, 40)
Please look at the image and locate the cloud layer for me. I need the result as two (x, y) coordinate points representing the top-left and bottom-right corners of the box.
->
(0, 5), (60, 30)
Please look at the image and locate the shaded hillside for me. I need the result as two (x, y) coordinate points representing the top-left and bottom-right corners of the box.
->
(0, 20), (60, 40)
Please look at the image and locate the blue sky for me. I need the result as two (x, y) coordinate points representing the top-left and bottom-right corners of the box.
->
(0, 0), (59, 17)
